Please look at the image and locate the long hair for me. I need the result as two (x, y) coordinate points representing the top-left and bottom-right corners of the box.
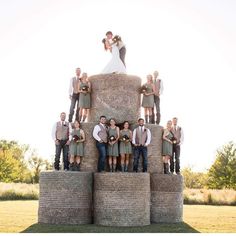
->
(102, 38), (108, 50)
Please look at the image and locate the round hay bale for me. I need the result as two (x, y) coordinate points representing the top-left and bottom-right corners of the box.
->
(150, 173), (183, 223)
(38, 171), (93, 225)
(94, 172), (150, 226)
(88, 74), (141, 124)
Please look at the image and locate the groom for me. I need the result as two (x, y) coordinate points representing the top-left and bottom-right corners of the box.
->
(106, 31), (126, 67)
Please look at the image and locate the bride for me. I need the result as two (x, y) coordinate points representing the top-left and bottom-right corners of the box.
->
(101, 38), (126, 74)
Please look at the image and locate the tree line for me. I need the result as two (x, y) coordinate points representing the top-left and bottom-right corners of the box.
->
(0, 139), (235, 188)
(0, 140), (52, 183)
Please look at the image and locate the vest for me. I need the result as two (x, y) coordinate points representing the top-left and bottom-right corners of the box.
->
(171, 126), (181, 144)
(72, 77), (80, 94)
(98, 124), (108, 143)
(154, 79), (161, 96)
(135, 127), (148, 145)
(56, 121), (69, 140)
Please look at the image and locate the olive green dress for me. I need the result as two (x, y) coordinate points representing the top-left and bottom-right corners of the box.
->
(162, 130), (173, 156)
(108, 127), (119, 157)
(79, 82), (91, 109)
(69, 129), (84, 156)
(141, 83), (154, 108)
(119, 129), (132, 154)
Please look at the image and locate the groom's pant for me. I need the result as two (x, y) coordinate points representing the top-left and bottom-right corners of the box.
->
(119, 47), (126, 67)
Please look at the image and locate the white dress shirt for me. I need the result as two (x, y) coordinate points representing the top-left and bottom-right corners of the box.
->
(92, 123), (106, 142)
(132, 126), (151, 146)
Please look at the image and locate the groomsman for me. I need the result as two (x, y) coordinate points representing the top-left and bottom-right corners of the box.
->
(52, 112), (72, 170)
(171, 117), (184, 175)
(132, 118), (151, 172)
(151, 70), (164, 124)
(93, 116), (108, 172)
(68, 67), (81, 123)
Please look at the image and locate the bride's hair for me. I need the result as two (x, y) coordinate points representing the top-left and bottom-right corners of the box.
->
(102, 38), (108, 50)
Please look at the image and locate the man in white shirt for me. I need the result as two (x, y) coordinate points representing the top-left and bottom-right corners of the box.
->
(132, 118), (152, 172)
(92, 116), (108, 172)
(52, 112), (72, 170)
(171, 117), (184, 175)
(68, 68), (81, 122)
(152, 70), (164, 125)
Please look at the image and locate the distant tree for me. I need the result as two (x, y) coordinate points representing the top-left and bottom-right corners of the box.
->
(207, 142), (236, 190)
(0, 140), (30, 183)
(28, 153), (53, 183)
(182, 167), (208, 189)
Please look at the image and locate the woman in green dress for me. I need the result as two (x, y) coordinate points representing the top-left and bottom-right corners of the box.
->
(69, 120), (85, 171)
(162, 120), (174, 174)
(119, 121), (132, 172)
(141, 74), (155, 124)
(78, 73), (91, 122)
(107, 118), (120, 172)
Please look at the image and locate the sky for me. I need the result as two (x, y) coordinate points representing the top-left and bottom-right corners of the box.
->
(0, 0), (236, 172)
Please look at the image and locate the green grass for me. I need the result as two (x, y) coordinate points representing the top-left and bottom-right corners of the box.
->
(1, 183), (236, 206)
(0, 182), (38, 200)
(0, 201), (236, 233)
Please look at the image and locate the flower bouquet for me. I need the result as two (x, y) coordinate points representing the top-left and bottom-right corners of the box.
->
(72, 134), (82, 143)
(139, 85), (148, 94)
(109, 135), (116, 142)
(120, 134), (130, 142)
(82, 85), (89, 92)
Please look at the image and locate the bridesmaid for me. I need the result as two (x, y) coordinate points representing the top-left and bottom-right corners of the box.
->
(141, 74), (155, 124)
(69, 120), (85, 171)
(78, 73), (91, 122)
(107, 118), (120, 172)
(162, 120), (174, 174)
(119, 121), (132, 172)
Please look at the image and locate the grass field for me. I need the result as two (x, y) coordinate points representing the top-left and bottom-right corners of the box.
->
(1, 183), (236, 206)
(0, 201), (235, 233)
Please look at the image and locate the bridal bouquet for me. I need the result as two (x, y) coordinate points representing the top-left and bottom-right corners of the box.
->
(112, 35), (121, 43)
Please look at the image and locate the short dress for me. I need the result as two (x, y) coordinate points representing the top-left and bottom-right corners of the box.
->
(141, 83), (154, 108)
(162, 129), (173, 156)
(69, 129), (84, 156)
(79, 82), (91, 109)
(108, 127), (119, 157)
(119, 129), (132, 154)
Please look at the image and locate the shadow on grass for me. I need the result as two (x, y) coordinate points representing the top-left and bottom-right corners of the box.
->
(22, 222), (199, 233)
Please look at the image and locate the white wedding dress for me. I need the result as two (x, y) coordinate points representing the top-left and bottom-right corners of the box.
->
(102, 44), (126, 74)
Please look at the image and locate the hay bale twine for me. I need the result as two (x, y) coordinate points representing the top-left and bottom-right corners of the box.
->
(94, 172), (150, 226)
(88, 74), (141, 124)
(38, 171), (93, 225)
(150, 173), (183, 223)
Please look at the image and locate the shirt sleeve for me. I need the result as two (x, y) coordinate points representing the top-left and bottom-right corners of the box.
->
(69, 77), (73, 96)
(160, 80), (164, 95)
(51, 122), (57, 141)
(180, 127), (184, 145)
(69, 123), (73, 141)
(132, 129), (137, 145)
(145, 128), (152, 146)
(93, 125), (102, 142)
